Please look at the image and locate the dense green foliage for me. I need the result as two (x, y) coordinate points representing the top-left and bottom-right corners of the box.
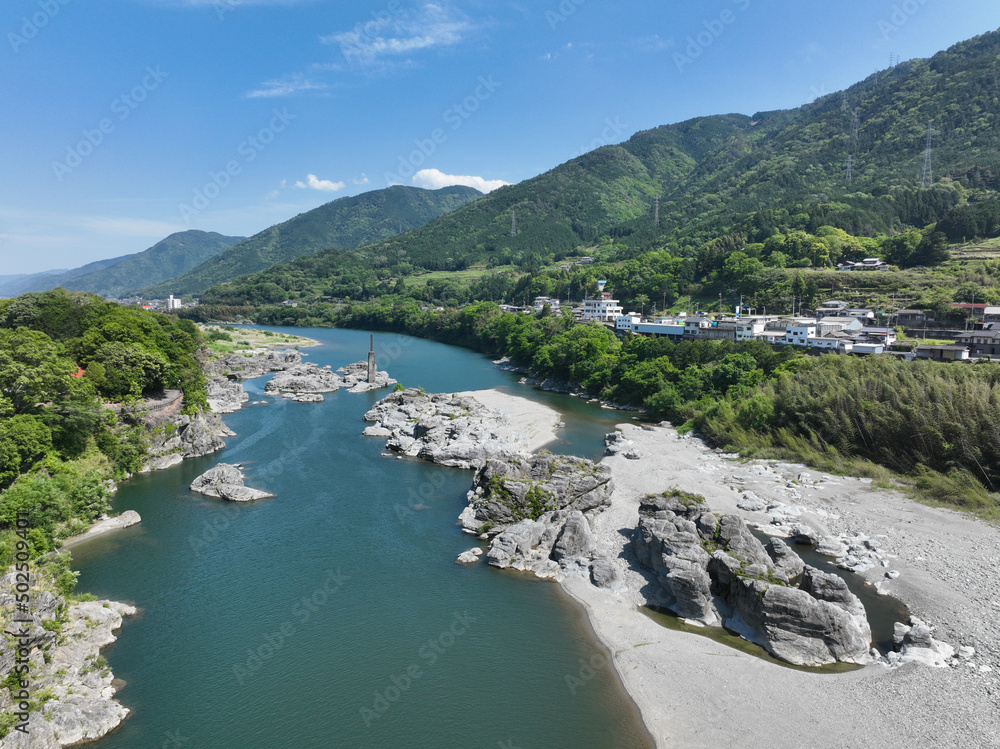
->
(24, 230), (246, 298)
(0, 291), (207, 563)
(144, 185), (482, 297)
(0, 290), (207, 406)
(0, 291), (204, 561)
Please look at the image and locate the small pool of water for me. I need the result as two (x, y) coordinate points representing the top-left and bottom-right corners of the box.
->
(786, 538), (910, 654)
(640, 607), (861, 673)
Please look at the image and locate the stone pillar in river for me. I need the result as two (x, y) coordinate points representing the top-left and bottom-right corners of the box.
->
(367, 334), (376, 383)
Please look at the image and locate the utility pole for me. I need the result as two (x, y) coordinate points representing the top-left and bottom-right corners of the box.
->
(920, 120), (934, 188)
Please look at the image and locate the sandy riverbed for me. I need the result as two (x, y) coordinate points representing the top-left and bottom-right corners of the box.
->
(560, 422), (1000, 748)
(454, 388), (561, 453)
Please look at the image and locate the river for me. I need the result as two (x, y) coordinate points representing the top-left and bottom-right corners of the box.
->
(69, 327), (653, 749)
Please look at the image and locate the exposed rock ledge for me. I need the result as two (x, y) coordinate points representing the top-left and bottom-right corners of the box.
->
(265, 360), (396, 398)
(457, 453), (615, 581)
(190, 464), (274, 502)
(362, 389), (539, 469)
(141, 410), (235, 472)
(0, 572), (135, 748)
(205, 349), (303, 414)
(632, 491), (872, 666)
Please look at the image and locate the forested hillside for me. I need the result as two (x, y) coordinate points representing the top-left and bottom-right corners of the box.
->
(141, 185), (482, 297)
(203, 29), (1000, 308)
(0, 290), (207, 562)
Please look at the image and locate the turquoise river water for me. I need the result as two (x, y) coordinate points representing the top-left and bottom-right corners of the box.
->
(70, 328), (654, 749)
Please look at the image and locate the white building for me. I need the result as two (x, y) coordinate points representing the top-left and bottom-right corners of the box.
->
(784, 325), (817, 347)
(581, 293), (622, 323)
(167, 295), (182, 310)
(616, 315), (685, 340)
(533, 296), (561, 313)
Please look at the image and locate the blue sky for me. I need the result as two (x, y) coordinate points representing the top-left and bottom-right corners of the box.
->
(1, 0), (998, 275)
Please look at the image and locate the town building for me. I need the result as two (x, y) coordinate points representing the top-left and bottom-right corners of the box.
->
(913, 345), (970, 362)
(955, 328), (1000, 357)
(835, 258), (890, 271)
(897, 309), (932, 325)
(580, 293), (622, 323)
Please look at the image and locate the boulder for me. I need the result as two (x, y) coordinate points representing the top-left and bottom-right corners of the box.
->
(551, 511), (596, 561)
(630, 498), (873, 665)
(142, 410), (234, 472)
(766, 537), (806, 583)
(189, 463), (274, 501)
(590, 559), (619, 588)
(207, 376), (249, 413)
(265, 367), (341, 394)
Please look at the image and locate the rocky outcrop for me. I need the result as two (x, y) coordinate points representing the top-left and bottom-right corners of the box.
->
(0, 571), (135, 748)
(206, 376), (249, 414)
(205, 349), (302, 379)
(142, 410), (234, 472)
(189, 464), (274, 502)
(337, 361), (397, 393)
(456, 454), (613, 581)
(265, 367), (341, 395)
(631, 491), (872, 666)
(362, 389), (532, 469)
(461, 453), (613, 533)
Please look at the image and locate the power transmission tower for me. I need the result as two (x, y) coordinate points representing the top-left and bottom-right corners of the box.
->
(654, 198), (660, 228)
(846, 154), (854, 185)
(920, 120), (933, 188)
(510, 210), (517, 238)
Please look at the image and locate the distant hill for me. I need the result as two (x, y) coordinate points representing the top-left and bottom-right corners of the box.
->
(25, 231), (245, 298)
(140, 185), (483, 297)
(0, 271), (68, 298)
(1, 256), (132, 297)
(202, 27), (1000, 305)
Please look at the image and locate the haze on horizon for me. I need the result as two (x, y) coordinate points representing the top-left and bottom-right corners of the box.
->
(1, 0), (998, 275)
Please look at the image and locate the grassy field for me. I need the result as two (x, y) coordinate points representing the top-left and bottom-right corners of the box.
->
(198, 324), (317, 357)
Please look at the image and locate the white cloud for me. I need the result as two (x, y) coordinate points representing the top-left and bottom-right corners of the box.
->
(322, 4), (472, 68)
(352, 174), (370, 185)
(295, 174), (346, 192)
(411, 168), (508, 193)
(245, 74), (327, 99)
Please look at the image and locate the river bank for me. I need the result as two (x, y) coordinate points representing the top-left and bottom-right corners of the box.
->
(560, 423), (1000, 748)
(453, 389), (561, 453)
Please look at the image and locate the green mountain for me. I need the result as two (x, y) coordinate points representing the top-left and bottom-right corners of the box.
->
(26, 231), (244, 298)
(202, 28), (1000, 305)
(2, 256), (132, 297)
(140, 185), (483, 298)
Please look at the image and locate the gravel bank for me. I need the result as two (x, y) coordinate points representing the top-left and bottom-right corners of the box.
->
(559, 422), (1000, 748)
